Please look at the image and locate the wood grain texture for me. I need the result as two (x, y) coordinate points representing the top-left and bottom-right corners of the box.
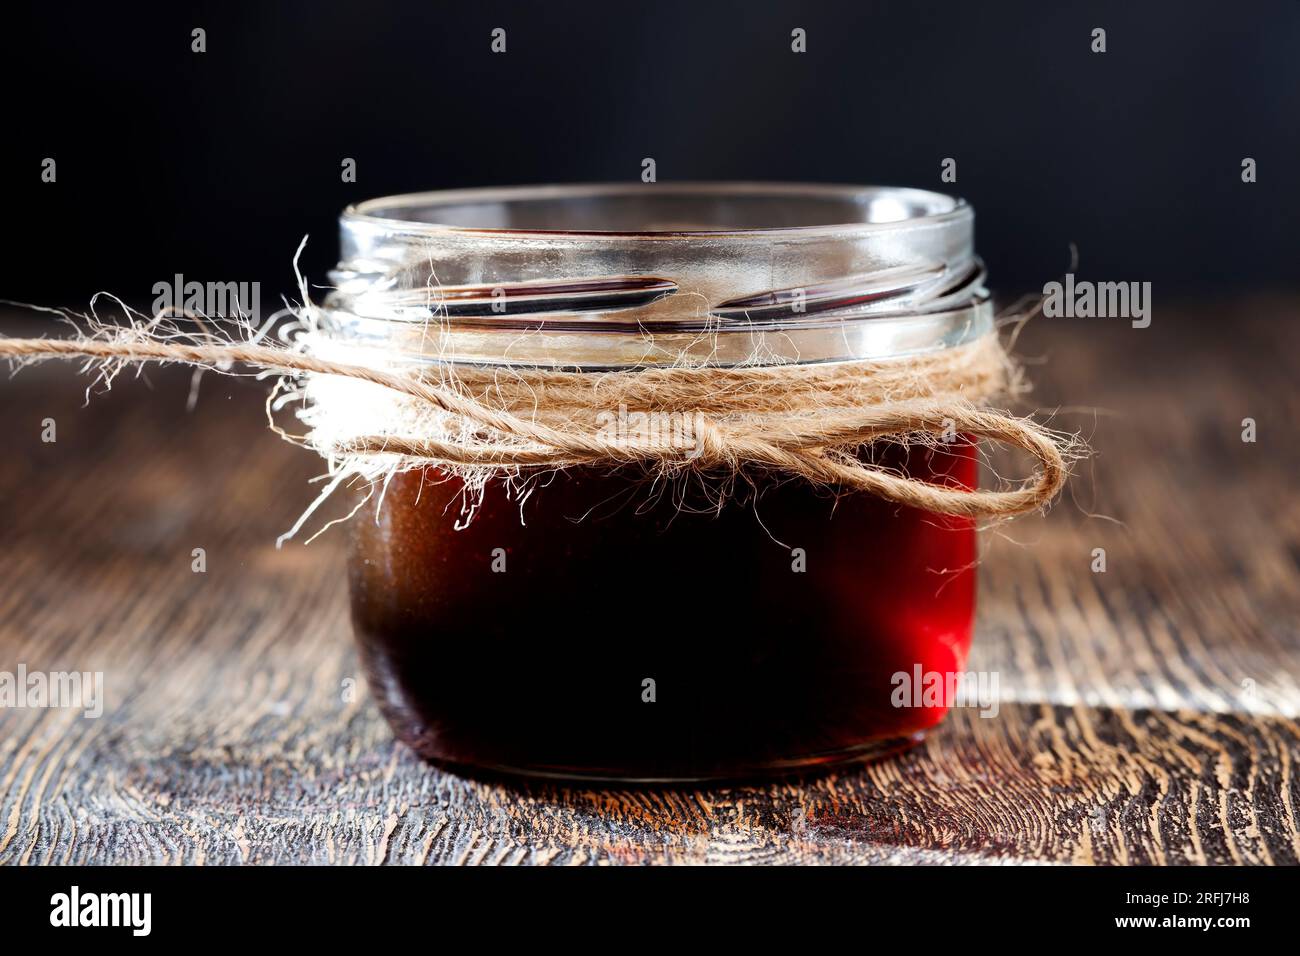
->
(1, 296), (1297, 865)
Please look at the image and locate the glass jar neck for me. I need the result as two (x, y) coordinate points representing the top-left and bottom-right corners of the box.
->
(320, 183), (991, 369)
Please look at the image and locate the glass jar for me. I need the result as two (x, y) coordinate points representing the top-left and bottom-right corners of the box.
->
(321, 183), (992, 782)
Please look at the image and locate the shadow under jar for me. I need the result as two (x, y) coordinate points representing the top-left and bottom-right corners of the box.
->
(325, 183), (993, 782)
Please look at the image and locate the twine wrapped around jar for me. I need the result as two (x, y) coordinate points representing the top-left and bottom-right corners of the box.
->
(0, 320), (1069, 522)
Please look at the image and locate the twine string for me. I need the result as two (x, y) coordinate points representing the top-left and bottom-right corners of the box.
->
(0, 332), (1069, 520)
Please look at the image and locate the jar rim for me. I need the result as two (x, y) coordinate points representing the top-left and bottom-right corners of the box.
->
(323, 183), (989, 369)
(342, 182), (970, 240)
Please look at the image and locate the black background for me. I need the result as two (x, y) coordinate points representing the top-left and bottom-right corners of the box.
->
(2, 0), (1297, 305)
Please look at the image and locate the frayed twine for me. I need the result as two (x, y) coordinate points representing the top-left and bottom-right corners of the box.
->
(0, 258), (1078, 543)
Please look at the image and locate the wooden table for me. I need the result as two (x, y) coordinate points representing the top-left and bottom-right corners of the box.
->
(1, 297), (1297, 865)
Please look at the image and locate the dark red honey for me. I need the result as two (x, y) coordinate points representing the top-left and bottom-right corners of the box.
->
(347, 443), (977, 781)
